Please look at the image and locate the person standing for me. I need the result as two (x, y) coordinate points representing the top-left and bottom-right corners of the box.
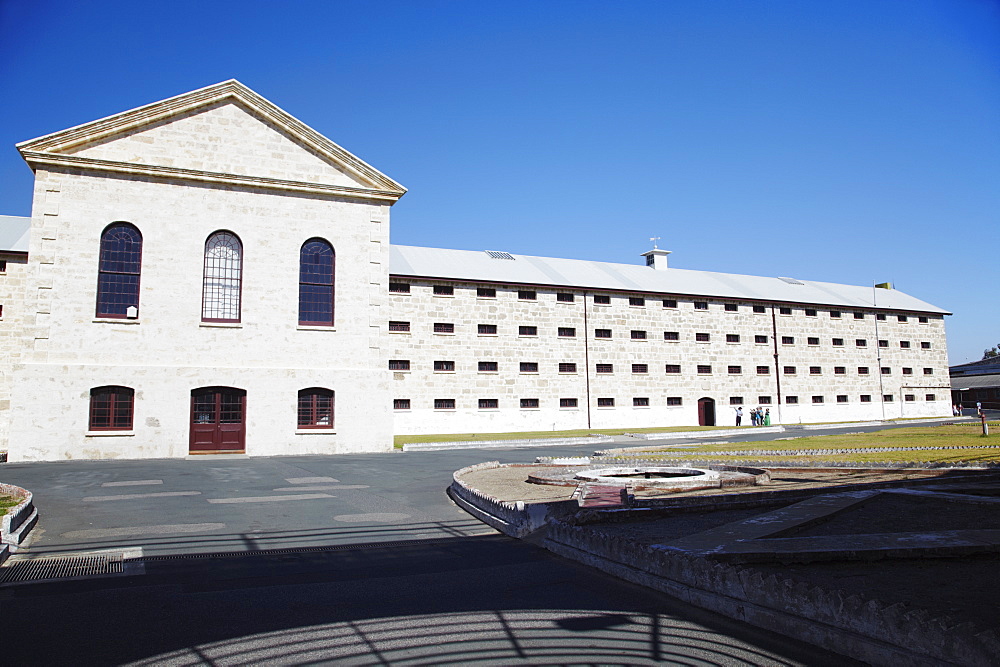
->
(764, 408), (771, 426)
(734, 406), (743, 426)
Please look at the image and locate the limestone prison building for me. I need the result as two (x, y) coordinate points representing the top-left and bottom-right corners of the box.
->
(0, 81), (951, 462)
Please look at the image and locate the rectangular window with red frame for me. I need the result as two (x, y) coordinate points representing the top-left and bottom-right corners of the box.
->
(89, 386), (134, 430)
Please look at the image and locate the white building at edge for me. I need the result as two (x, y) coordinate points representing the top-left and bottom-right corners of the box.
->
(0, 81), (952, 462)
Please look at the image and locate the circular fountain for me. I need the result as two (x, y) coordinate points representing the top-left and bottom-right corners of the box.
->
(527, 464), (768, 492)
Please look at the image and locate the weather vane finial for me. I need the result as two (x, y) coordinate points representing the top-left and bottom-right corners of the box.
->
(649, 236), (661, 249)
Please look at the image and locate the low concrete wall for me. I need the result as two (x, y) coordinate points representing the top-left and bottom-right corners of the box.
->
(622, 426), (783, 440)
(545, 520), (1000, 667)
(0, 482), (37, 548)
(794, 417), (966, 430)
(448, 462), (578, 538)
(617, 417), (970, 443)
(450, 459), (1000, 665)
(794, 421), (882, 430)
(572, 453), (1000, 469)
(406, 434), (612, 452)
(567, 469), (997, 522)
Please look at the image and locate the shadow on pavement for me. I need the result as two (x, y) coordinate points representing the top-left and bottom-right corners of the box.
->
(0, 530), (853, 666)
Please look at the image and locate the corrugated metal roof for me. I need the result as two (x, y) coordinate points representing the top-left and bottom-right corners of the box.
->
(389, 245), (950, 314)
(951, 357), (1000, 375)
(951, 374), (1000, 390)
(0, 215), (30, 252)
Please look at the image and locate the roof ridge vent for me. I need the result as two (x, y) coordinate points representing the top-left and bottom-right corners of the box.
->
(777, 276), (805, 285)
(485, 250), (515, 260)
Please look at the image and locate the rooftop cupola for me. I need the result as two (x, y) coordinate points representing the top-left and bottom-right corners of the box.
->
(641, 238), (671, 270)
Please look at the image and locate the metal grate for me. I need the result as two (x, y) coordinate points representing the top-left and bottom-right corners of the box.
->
(0, 554), (123, 584)
(777, 276), (805, 285)
(138, 536), (474, 562)
(485, 250), (515, 260)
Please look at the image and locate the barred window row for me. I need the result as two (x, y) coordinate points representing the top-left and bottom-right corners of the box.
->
(385, 319), (935, 348)
(393, 397), (687, 410)
(776, 394), (936, 404)
(393, 393), (940, 411)
(386, 360), (934, 376)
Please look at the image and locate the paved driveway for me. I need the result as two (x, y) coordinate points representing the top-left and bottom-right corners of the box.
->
(3, 452), (501, 557)
(0, 446), (860, 665)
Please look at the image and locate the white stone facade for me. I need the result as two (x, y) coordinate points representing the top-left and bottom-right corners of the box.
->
(0, 252), (30, 451)
(387, 281), (950, 434)
(0, 81), (952, 460)
(2, 81), (404, 461)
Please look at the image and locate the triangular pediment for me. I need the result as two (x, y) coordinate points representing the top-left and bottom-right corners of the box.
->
(17, 80), (406, 202)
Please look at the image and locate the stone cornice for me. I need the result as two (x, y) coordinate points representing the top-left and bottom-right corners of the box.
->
(16, 79), (406, 198)
(21, 151), (404, 202)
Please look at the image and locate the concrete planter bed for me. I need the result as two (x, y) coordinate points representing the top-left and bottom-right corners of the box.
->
(0, 482), (38, 565)
(544, 518), (1000, 667)
(452, 460), (1000, 666)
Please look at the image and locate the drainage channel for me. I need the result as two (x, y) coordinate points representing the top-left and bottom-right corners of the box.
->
(0, 537), (470, 584)
(137, 536), (466, 561)
(0, 553), (125, 584)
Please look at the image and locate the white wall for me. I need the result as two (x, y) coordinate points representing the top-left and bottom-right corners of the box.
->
(6, 102), (396, 461)
(388, 283), (951, 435)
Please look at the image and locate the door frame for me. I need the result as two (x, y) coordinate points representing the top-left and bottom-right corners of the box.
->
(697, 397), (716, 427)
(189, 386), (247, 453)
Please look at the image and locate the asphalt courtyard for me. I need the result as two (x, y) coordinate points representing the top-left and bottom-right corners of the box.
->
(0, 431), (911, 665)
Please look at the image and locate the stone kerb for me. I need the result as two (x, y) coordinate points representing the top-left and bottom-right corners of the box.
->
(406, 434), (613, 452)
(544, 519), (1000, 666)
(578, 454), (1000, 470)
(453, 457), (1000, 664)
(449, 462), (580, 538)
(0, 482), (37, 552)
(548, 467), (1000, 526)
(617, 417), (968, 442)
(622, 426), (784, 440)
(449, 462), (531, 537)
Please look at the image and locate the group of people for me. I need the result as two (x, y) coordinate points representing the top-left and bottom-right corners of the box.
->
(954, 403), (986, 417)
(733, 406), (770, 427)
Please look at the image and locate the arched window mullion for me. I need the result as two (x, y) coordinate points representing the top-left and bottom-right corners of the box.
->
(298, 238), (335, 326)
(202, 231), (243, 323)
(96, 223), (142, 318)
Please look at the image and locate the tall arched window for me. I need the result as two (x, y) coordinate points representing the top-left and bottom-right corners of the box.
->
(89, 385), (134, 430)
(96, 223), (142, 318)
(299, 238), (335, 326)
(202, 231), (242, 322)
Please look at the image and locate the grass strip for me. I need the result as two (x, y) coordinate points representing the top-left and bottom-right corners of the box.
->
(622, 424), (1000, 465)
(0, 495), (19, 516)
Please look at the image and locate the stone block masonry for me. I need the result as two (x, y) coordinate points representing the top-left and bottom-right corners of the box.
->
(388, 279), (950, 435)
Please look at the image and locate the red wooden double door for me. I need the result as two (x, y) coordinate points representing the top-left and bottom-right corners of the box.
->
(190, 387), (246, 453)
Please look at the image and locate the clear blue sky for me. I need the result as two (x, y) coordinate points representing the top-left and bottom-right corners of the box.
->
(1, 0), (997, 363)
